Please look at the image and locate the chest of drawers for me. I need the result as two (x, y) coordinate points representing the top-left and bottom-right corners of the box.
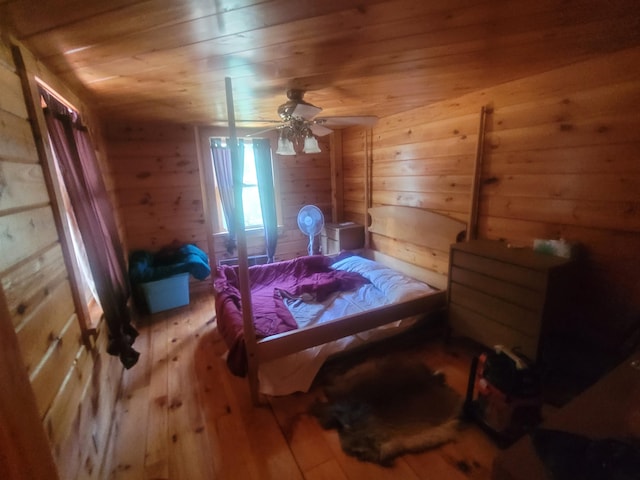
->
(447, 240), (575, 361)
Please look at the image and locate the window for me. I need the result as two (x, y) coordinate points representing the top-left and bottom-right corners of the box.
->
(210, 137), (277, 233)
(51, 147), (103, 325)
(38, 83), (103, 329)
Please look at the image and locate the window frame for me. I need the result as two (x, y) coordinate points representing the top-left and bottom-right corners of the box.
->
(206, 132), (282, 235)
(209, 137), (266, 233)
(30, 78), (104, 341)
(195, 126), (283, 264)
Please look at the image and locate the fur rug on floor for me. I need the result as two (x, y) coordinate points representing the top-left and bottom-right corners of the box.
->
(310, 353), (463, 466)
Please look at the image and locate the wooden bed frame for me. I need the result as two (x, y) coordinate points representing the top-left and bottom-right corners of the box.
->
(206, 79), (467, 404)
(235, 205), (466, 403)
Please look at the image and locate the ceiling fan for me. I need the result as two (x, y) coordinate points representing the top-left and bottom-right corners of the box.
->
(247, 89), (378, 155)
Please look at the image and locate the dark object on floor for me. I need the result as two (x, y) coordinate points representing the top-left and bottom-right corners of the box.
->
(310, 354), (462, 466)
(106, 322), (140, 369)
(532, 428), (640, 480)
(491, 353), (640, 480)
(464, 346), (542, 445)
(541, 312), (640, 407)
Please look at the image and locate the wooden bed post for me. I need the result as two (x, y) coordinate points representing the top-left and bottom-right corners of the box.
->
(224, 77), (260, 405)
(467, 105), (488, 241)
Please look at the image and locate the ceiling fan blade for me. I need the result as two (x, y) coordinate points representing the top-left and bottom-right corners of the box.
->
(315, 116), (379, 127)
(292, 103), (322, 120)
(247, 125), (281, 137)
(310, 124), (333, 136)
(235, 119), (283, 124)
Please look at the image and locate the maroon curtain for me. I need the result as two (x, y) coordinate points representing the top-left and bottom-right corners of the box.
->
(210, 138), (244, 254)
(41, 90), (139, 368)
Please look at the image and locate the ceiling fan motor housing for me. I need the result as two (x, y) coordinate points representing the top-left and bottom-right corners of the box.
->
(262, 90), (377, 146)
(278, 89), (321, 121)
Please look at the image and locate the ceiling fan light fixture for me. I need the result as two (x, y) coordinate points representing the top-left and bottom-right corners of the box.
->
(240, 89), (378, 153)
(276, 136), (296, 155)
(303, 135), (321, 154)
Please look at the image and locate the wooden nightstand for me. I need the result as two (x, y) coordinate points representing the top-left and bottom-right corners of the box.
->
(320, 222), (365, 255)
(447, 239), (575, 362)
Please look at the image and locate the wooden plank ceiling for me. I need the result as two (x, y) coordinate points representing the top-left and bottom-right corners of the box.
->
(1, 0), (637, 126)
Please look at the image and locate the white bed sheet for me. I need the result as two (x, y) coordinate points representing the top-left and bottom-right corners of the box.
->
(257, 256), (437, 395)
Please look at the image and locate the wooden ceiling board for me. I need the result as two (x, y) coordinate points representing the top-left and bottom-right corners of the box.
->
(2, 0), (639, 125)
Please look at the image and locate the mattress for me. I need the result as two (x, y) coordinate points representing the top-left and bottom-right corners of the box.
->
(257, 255), (438, 395)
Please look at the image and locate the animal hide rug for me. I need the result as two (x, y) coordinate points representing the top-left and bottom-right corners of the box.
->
(311, 355), (462, 465)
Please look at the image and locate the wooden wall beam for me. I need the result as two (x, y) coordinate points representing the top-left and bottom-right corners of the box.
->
(364, 128), (373, 248)
(330, 129), (343, 222)
(467, 105), (488, 241)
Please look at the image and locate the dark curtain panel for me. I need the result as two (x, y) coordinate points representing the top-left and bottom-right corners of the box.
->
(41, 90), (139, 369)
(253, 139), (278, 262)
(210, 139), (244, 254)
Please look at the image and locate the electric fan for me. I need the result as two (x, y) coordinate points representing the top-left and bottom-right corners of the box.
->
(297, 205), (325, 255)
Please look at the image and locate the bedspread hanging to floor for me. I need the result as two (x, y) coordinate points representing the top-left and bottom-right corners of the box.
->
(213, 255), (369, 376)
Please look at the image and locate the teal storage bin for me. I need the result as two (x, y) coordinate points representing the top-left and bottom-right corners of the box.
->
(140, 273), (190, 313)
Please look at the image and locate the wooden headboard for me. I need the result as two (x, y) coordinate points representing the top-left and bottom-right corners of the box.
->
(366, 206), (467, 289)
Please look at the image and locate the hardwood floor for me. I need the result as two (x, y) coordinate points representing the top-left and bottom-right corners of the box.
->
(106, 290), (500, 479)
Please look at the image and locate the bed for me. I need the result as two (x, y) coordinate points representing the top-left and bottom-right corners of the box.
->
(212, 205), (466, 399)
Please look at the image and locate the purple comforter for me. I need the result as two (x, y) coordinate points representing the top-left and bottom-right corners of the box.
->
(213, 255), (368, 376)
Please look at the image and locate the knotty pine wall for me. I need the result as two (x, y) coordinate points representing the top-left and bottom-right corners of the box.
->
(106, 124), (332, 268)
(0, 36), (124, 479)
(106, 123), (206, 252)
(276, 138), (333, 258)
(343, 46), (640, 349)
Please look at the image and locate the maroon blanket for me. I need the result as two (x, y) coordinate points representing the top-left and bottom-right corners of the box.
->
(213, 255), (368, 376)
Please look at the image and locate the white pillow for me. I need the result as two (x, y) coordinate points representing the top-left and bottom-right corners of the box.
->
(333, 255), (434, 302)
